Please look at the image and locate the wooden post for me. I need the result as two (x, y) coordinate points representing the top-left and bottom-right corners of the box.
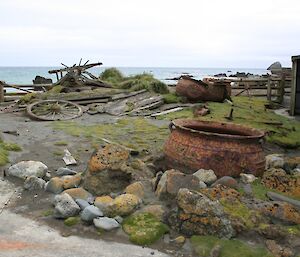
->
(277, 74), (285, 104)
(267, 77), (272, 101)
(0, 83), (4, 103)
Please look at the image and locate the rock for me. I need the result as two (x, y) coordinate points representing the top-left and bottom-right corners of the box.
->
(94, 195), (114, 211)
(106, 194), (141, 217)
(201, 184), (241, 201)
(267, 61), (282, 71)
(212, 176), (238, 189)
(193, 169), (217, 185)
(8, 161), (48, 180)
(54, 193), (80, 218)
(93, 217), (120, 231)
(262, 168), (300, 198)
(266, 154), (284, 169)
(209, 244), (222, 257)
(83, 144), (132, 195)
(256, 224), (288, 240)
(24, 176), (46, 191)
(33, 75), (53, 84)
(172, 236), (185, 244)
(61, 174), (81, 189)
(198, 181), (207, 189)
(81, 205), (103, 222)
(63, 188), (92, 202)
(123, 213), (169, 245)
(45, 177), (64, 194)
(169, 188), (235, 238)
(265, 240), (293, 257)
(56, 167), (77, 176)
(114, 216), (123, 224)
(291, 168), (300, 176)
(243, 198), (300, 224)
(44, 172), (52, 181)
(151, 171), (163, 191)
(75, 199), (90, 210)
(240, 173), (257, 184)
(155, 169), (200, 200)
(124, 181), (145, 199)
(138, 204), (166, 221)
(266, 191), (300, 209)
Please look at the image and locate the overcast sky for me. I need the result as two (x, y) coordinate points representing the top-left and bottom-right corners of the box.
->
(0, 0), (299, 67)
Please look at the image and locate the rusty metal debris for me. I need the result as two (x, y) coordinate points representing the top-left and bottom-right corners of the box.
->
(176, 76), (231, 102)
(164, 119), (265, 177)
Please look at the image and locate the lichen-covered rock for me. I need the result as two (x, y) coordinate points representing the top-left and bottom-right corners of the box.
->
(24, 176), (46, 191)
(94, 195), (113, 211)
(124, 181), (145, 199)
(61, 174), (81, 189)
(45, 177), (64, 194)
(265, 240), (293, 257)
(83, 144), (132, 195)
(262, 168), (300, 198)
(8, 161), (48, 180)
(212, 176), (238, 189)
(266, 154), (284, 169)
(63, 188), (92, 202)
(155, 169), (200, 200)
(137, 204), (166, 221)
(200, 184), (241, 201)
(243, 198), (300, 225)
(123, 213), (169, 245)
(54, 193), (80, 218)
(169, 188), (235, 238)
(193, 169), (217, 185)
(93, 217), (120, 231)
(106, 193), (141, 217)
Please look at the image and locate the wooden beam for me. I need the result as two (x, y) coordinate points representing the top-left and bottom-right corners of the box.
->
(0, 83), (4, 103)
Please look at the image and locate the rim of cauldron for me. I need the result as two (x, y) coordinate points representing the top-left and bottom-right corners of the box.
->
(171, 119), (265, 140)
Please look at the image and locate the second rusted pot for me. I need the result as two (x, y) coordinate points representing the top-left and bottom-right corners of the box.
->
(164, 119), (265, 177)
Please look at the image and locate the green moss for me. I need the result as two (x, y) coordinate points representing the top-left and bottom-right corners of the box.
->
(284, 225), (300, 236)
(41, 209), (54, 217)
(19, 92), (37, 104)
(47, 85), (63, 94)
(162, 93), (183, 104)
(191, 236), (272, 257)
(123, 213), (169, 245)
(53, 150), (63, 156)
(54, 141), (68, 146)
(64, 216), (80, 226)
(0, 140), (22, 166)
(52, 118), (169, 154)
(220, 199), (257, 229)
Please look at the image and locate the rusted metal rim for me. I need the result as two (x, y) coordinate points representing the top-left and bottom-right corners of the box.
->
(170, 119), (265, 140)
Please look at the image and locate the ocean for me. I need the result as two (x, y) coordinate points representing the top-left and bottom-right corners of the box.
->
(0, 66), (269, 85)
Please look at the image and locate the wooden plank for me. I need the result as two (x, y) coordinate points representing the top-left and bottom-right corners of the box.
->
(267, 77), (271, 101)
(290, 58), (298, 116)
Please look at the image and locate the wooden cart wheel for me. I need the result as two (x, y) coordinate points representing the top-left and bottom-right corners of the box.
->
(26, 100), (83, 121)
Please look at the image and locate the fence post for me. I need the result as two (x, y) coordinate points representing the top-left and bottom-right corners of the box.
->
(267, 77), (272, 101)
(0, 82), (4, 103)
(277, 74), (285, 104)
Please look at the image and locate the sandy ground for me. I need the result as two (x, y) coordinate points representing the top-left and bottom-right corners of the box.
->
(0, 112), (176, 257)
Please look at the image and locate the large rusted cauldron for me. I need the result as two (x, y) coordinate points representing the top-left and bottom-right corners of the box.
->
(164, 119), (265, 177)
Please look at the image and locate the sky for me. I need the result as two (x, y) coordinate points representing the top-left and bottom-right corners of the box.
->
(0, 0), (299, 68)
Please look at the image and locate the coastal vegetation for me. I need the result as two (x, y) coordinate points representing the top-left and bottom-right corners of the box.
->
(0, 140), (21, 166)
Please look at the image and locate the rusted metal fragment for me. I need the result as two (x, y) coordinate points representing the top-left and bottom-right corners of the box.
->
(164, 119), (265, 177)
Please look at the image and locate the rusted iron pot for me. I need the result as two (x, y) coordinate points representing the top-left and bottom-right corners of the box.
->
(176, 76), (228, 102)
(164, 119), (265, 177)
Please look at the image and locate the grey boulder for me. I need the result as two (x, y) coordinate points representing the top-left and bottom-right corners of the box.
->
(54, 193), (80, 218)
(75, 199), (90, 210)
(81, 205), (103, 222)
(93, 217), (120, 231)
(8, 161), (48, 180)
(24, 176), (46, 191)
(193, 169), (217, 185)
(56, 167), (77, 176)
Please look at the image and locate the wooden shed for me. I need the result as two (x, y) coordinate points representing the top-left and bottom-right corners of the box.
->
(290, 55), (300, 115)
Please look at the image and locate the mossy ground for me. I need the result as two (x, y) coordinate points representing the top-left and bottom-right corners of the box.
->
(0, 140), (22, 166)
(158, 96), (300, 148)
(64, 216), (80, 226)
(162, 93), (183, 104)
(52, 118), (169, 153)
(54, 141), (68, 146)
(122, 213), (169, 245)
(191, 236), (272, 257)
